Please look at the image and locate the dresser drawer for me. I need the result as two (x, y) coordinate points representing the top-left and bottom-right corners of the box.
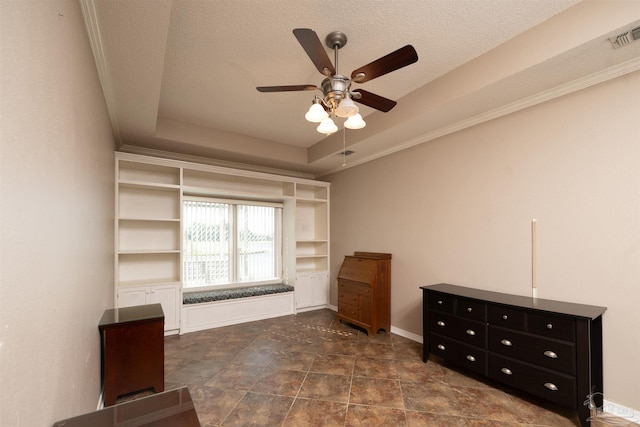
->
(488, 327), (576, 375)
(430, 333), (486, 376)
(488, 304), (525, 331)
(488, 354), (576, 408)
(455, 298), (486, 322)
(429, 291), (454, 313)
(429, 311), (486, 347)
(528, 312), (575, 342)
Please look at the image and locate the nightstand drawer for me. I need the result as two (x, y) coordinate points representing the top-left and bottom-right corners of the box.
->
(429, 311), (486, 347)
(430, 333), (486, 376)
(528, 312), (575, 342)
(489, 354), (576, 408)
(488, 304), (525, 331)
(488, 327), (576, 375)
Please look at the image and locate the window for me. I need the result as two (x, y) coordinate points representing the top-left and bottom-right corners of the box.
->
(182, 197), (282, 290)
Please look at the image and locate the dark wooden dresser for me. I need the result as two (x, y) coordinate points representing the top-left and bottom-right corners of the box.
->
(99, 303), (165, 406)
(337, 252), (391, 336)
(421, 283), (606, 427)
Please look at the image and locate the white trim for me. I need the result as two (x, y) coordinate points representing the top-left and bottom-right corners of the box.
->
(390, 326), (423, 343)
(183, 195), (283, 208)
(596, 399), (640, 424)
(96, 387), (104, 410)
(79, 0), (122, 148)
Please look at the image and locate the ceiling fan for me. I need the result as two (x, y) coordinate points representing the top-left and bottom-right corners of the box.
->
(257, 28), (418, 134)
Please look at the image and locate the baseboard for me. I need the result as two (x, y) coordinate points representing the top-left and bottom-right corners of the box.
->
(596, 399), (640, 425)
(390, 326), (423, 343)
(96, 387), (104, 410)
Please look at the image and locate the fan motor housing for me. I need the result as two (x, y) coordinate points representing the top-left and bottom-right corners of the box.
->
(321, 75), (349, 108)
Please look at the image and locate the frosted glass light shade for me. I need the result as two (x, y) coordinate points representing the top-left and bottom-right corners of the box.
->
(305, 103), (328, 123)
(317, 117), (338, 135)
(335, 96), (358, 118)
(344, 113), (366, 129)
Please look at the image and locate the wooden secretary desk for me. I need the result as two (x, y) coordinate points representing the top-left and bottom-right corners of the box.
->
(337, 252), (391, 336)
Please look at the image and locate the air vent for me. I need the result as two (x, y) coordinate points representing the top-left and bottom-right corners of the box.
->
(338, 150), (354, 156)
(610, 26), (640, 49)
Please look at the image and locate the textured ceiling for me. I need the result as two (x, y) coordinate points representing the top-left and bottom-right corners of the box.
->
(84, 0), (640, 178)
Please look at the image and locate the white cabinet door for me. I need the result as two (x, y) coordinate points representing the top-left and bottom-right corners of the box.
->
(309, 272), (329, 306)
(295, 273), (312, 308)
(118, 287), (148, 308)
(296, 272), (328, 309)
(149, 285), (179, 332)
(117, 285), (180, 333)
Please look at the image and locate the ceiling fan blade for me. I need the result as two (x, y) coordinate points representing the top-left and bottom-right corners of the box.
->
(352, 89), (397, 112)
(256, 85), (318, 92)
(351, 45), (418, 83)
(293, 28), (336, 76)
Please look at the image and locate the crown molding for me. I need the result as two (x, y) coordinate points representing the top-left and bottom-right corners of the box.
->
(118, 145), (316, 180)
(79, 0), (123, 148)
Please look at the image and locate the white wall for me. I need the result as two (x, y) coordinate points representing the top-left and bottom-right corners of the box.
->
(0, 1), (115, 425)
(327, 71), (640, 411)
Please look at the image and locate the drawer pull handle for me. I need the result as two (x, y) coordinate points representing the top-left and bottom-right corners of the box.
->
(502, 314), (508, 320)
(466, 329), (476, 336)
(500, 339), (512, 346)
(466, 355), (476, 362)
(437, 344), (446, 351)
(466, 307), (473, 312)
(544, 382), (558, 391)
(546, 323), (553, 330)
(437, 321), (446, 327)
(437, 300), (443, 305)
(501, 368), (512, 375)
(544, 350), (558, 359)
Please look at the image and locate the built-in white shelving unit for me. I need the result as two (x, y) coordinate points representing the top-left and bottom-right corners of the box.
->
(114, 153), (330, 334)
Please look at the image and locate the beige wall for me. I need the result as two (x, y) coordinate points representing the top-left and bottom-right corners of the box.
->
(0, 1), (115, 425)
(327, 71), (640, 410)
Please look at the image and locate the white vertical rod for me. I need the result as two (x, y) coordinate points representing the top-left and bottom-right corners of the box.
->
(532, 218), (537, 299)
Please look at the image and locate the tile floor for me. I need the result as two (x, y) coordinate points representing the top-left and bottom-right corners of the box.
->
(159, 309), (596, 426)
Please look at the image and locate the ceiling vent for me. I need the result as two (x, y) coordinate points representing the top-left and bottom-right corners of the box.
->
(610, 26), (640, 49)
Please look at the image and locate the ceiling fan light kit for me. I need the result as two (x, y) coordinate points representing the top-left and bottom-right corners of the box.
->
(305, 98), (329, 123)
(335, 95), (358, 118)
(344, 113), (366, 130)
(257, 28), (418, 136)
(317, 117), (338, 135)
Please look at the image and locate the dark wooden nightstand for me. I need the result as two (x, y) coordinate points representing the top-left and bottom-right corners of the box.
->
(99, 303), (164, 406)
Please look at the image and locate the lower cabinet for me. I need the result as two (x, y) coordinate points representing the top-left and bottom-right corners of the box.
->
(295, 271), (329, 310)
(118, 284), (180, 333)
(421, 283), (606, 427)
